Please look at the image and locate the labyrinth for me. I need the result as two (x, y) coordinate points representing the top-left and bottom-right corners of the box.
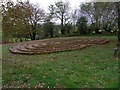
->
(10, 38), (109, 55)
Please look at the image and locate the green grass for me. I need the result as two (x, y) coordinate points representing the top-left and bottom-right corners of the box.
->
(2, 36), (118, 88)
(52, 35), (117, 39)
(0, 30), (2, 86)
(0, 30), (2, 38)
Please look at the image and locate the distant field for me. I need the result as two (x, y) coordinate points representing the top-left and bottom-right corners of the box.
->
(2, 36), (118, 88)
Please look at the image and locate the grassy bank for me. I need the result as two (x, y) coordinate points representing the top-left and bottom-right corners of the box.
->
(2, 36), (118, 88)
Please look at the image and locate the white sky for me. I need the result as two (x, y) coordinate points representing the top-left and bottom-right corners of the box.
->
(3, 0), (91, 24)
(9, 0), (92, 11)
(28, 0), (120, 12)
(29, 0), (89, 11)
(4, 0), (120, 12)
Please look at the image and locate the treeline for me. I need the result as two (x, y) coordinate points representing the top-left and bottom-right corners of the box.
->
(2, 1), (119, 43)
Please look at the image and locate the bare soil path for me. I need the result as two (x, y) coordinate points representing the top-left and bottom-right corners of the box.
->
(9, 38), (109, 55)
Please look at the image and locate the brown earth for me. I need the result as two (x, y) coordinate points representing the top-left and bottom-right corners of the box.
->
(9, 38), (109, 55)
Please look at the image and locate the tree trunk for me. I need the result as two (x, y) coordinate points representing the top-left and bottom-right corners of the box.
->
(95, 28), (98, 34)
(118, 2), (120, 59)
(30, 33), (33, 40)
(32, 31), (36, 40)
(19, 38), (23, 42)
(24, 38), (27, 41)
(31, 23), (37, 40)
(61, 14), (65, 35)
(50, 31), (53, 37)
(117, 2), (120, 46)
(67, 29), (70, 34)
(116, 1), (120, 58)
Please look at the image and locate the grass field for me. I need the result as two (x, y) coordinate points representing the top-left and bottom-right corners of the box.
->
(2, 35), (119, 88)
(0, 30), (2, 39)
(0, 30), (2, 87)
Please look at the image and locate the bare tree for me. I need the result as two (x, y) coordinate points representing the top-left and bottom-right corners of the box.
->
(27, 3), (45, 40)
(71, 9), (78, 26)
(80, 2), (118, 33)
(49, 1), (70, 35)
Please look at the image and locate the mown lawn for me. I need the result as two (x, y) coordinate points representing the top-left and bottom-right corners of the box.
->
(2, 36), (118, 88)
(0, 30), (2, 86)
(0, 30), (2, 39)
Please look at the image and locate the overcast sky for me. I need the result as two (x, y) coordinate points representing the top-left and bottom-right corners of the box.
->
(10, 0), (119, 12)
(18, 0), (92, 11)
(5, 0), (120, 11)
(26, 0), (120, 11)
(29, 0), (82, 11)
